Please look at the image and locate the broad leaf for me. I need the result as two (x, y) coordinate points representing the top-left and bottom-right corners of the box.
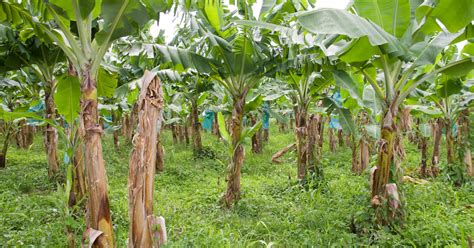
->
(245, 95), (264, 112)
(339, 37), (381, 63)
(155, 45), (215, 74)
(95, 0), (152, 45)
(416, 0), (474, 33)
(333, 70), (363, 106)
(419, 123), (432, 137)
(365, 124), (380, 139)
(240, 121), (262, 143)
(197, 92), (209, 106)
(409, 32), (461, 66)
(297, 9), (407, 57)
(407, 104), (443, 117)
(97, 68), (118, 98)
(439, 59), (474, 78)
(363, 84), (383, 117)
(217, 112), (230, 143)
(354, 0), (411, 38)
(326, 97), (359, 139)
(54, 75), (81, 124)
(436, 78), (463, 98)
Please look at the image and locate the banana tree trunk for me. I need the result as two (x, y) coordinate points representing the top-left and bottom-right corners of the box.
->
(263, 128), (269, 142)
(419, 135), (428, 178)
(67, 62), (86, 209)
(318, 116), (325, 150)
(155, 136), (164, 172)
(128, 74), (164, 247)
(0, 124), (12, 168)
(400, 107), (412, 133)
(295, 107), (308, 180)
(431, 119), (442, 175)
(337, 129), (344, 147)
(328, 128), (336, 153)
(16, 120), (34, 149)
(445, 119), (455, 165)
(70, 139), (86, 208)
(223, 92), (247, 208)
(15, 121), (24, 149)
(177, 125), (185, 144)
(279, 121), (286, 133)
(122, 115), (129, 137)
(125, 114), (132, 141)
(371, 108), (401, 224)
(345, 134), (351, 147)
(360, 139), (369, 172)
(351, 135), (360, 174)
(212, 114), (221, 139)
(191, 101), (203, 152)
(394, 124), (406, 160)
(307, 114), (321, 175)
(459, 109), (473, 177)
(372, 110), (396, 197)
(170, 122), (178, 145)
(185, 120), (190, 146)
(81, 70), (114, 247)
(112, 110), (120, 149)
(465, 147), (473, 177)
(128, 103), (139, 141)
(44, 83), (59, 177)
(250, 114), (262, 154)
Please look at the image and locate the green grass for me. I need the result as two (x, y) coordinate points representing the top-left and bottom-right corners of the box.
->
(0, 126), (473, 247)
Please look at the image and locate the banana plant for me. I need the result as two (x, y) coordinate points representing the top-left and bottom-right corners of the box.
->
(416, 79), (473, 181)
(296, 0), (474, 224)
(284, 65), (333, 180)
(110, 27), (168, 145)
(407, 42), (474, 181)
(0, 0), (174, 245)
(154, 1), (275, 207)
(163, 85), (189, 145)
(0, 23), (64, 177)
(0, 73), (41, 168)
(408, 104), (442, 177)
(175, 74), (213, 152)
(430, 48), (473, 166)
(235, 0), (340, 181)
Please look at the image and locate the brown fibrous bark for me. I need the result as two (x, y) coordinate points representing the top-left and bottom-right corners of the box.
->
(128, 72), (165, 247)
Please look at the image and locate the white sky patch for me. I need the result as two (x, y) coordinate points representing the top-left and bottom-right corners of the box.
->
(152, 0), (351, 42)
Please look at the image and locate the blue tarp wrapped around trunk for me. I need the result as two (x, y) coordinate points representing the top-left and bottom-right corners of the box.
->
(202, 110), (214, 131)
(262, 101), (270, 130)
(329, 91), (342, 130)
(26, 102), (45, 125)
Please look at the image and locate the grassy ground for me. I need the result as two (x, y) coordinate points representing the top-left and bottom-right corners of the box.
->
(0, 126), (473, 247)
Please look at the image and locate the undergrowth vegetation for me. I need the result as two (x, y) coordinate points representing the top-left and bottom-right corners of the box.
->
(0, 125), (472, 247)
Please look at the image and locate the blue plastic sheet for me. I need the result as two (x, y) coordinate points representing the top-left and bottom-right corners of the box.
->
(103, 115), (112, 129)
(329, 91), (342, 130)
(262, 101), (270, 130)
(202, 110), (214, 131)
(329, 117), (341, 129)
(26, 102), (45, 125)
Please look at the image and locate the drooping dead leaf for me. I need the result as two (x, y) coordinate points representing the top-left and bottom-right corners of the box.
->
(403, 176), (429, 185)
(385, 183), (400, 210)
(271, 143), (296, 164)
(147, 215), (167, 247)
(82, 228), (104, 248)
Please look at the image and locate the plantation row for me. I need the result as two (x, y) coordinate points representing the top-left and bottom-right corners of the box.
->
(0, 0), (473, 247)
